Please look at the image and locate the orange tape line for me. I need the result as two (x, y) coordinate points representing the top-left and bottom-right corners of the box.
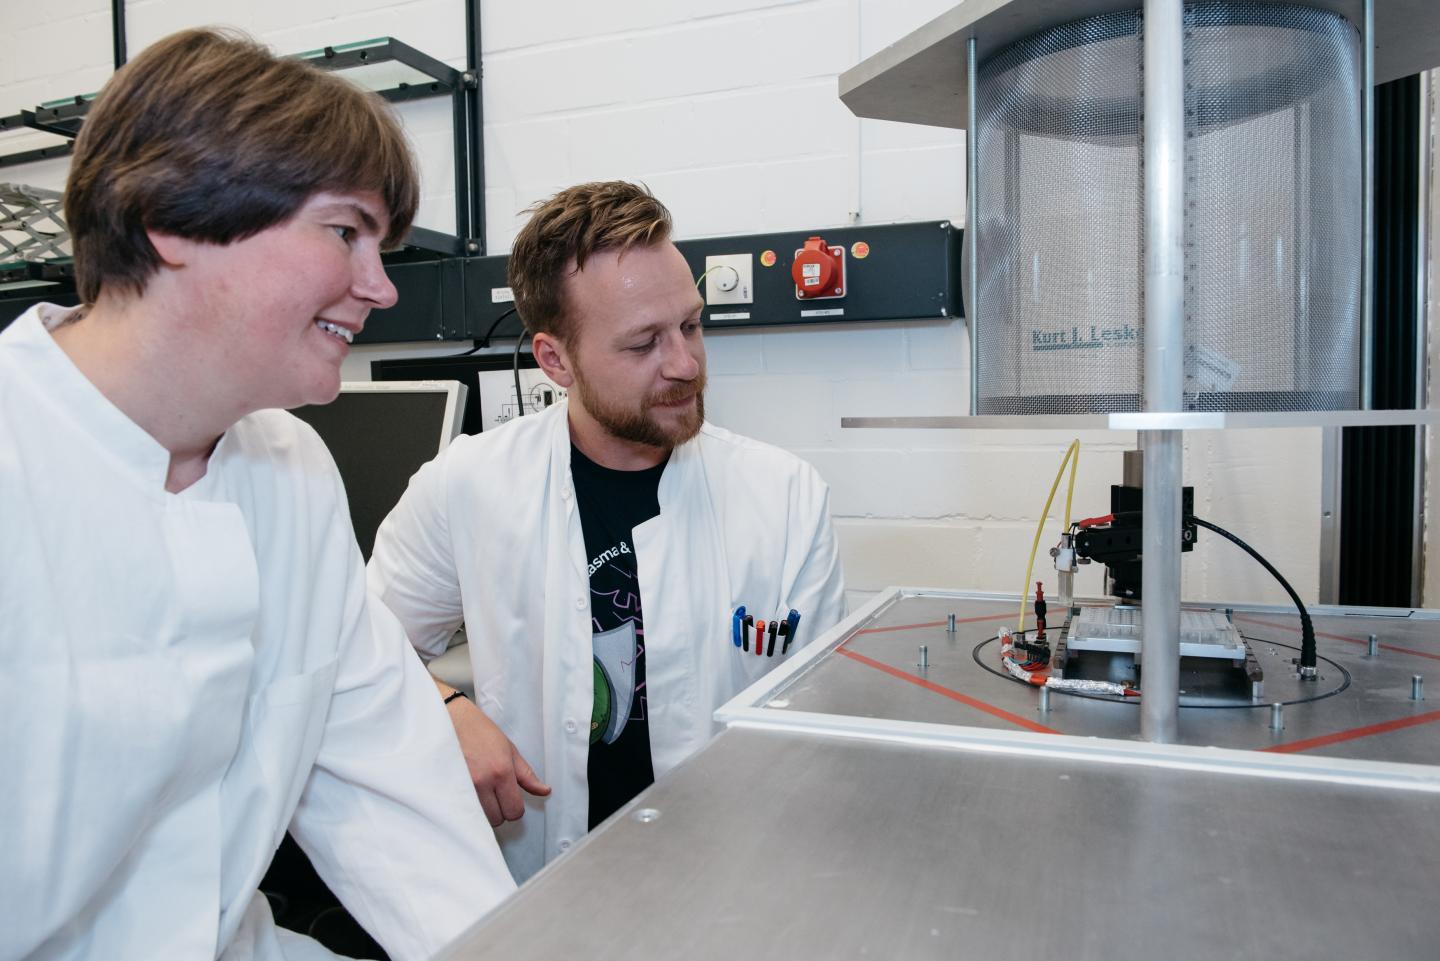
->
(1260, 709), (1440, 754)
(837, 647), (1059, 735)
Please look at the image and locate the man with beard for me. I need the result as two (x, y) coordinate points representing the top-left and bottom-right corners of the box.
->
(368, 181), (846, 882)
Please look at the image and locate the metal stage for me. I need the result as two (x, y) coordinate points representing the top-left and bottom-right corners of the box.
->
(439, 589), (1440, 960)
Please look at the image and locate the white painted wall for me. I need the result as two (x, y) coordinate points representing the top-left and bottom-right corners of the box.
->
(4, 0), (1331, 610)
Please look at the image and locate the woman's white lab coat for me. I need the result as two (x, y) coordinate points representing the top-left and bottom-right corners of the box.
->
(0, 305), (514, 960)
(368, 401), (846, 883)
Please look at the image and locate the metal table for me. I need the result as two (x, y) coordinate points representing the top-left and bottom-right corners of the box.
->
(439, 590), (1440, 960)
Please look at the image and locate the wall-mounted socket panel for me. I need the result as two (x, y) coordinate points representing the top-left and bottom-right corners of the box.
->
(704, 253), (754, 305)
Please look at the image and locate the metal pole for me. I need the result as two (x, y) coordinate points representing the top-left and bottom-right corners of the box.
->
(452, 87), (470, 242)
(466, 0), (487, 254)
(1319, 426), (1343, 604)
(111, 0), (127, 69)
(1361, 0), (1375, 409)
(1140, 0), (1186, 744)
(1412, 72), (1430, 607)
(967, 36), (980, 416)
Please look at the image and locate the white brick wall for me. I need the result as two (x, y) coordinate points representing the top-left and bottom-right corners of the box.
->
(3, 0), (1336, 609)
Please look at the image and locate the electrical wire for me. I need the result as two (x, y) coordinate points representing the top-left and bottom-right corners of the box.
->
(1189, 515), (1317, 670)
(476, 305), (519, 350)
(1067, 510), (1317, 669)
(1018, 440), (1080, 635)
(512, 330), (531, 417)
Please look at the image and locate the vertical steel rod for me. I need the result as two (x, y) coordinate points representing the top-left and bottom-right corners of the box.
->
(1361, 0), (1375, 408)
(111, 0), (127, 69)
(1140, 0), (1186, 744)
(1319, 426), (1343, 604)
(1412, 72), (1430, 606)
(452, 87), (470, 241)
(466, 0), (487, 254)
(967, 36), (981, 416)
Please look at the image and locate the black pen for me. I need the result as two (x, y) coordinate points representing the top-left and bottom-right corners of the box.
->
(767, 620), (778, 656)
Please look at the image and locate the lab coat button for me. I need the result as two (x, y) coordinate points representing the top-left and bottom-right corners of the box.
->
(575, 596), (586, 609)
(564, 718), (578, 734)
(559, 838), (573, 851)
(561, 483), (573, 500)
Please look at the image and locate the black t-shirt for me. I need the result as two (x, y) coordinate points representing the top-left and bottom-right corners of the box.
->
(570, 444), (666, 829)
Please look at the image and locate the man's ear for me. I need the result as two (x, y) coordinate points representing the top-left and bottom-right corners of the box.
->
(532, 331), (575, 388)
(145, 229), (194, 268)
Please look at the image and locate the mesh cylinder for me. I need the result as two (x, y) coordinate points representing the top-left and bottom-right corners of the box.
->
(971, 2), (1361, 414)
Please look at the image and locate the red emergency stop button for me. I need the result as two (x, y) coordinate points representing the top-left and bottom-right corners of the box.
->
(791, 236), (846, 300)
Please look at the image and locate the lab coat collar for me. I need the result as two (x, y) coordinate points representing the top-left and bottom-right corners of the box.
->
(8, 305), (174, 493)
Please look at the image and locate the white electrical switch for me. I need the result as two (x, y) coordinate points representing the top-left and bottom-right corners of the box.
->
(704, 253), (753, 305)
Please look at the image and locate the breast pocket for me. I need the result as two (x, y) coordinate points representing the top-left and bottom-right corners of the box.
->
(724, 608), (801, 690)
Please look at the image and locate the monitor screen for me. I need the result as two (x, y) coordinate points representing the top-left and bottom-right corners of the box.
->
(290, 381), (465, 560)
(371, 352), (566, 435)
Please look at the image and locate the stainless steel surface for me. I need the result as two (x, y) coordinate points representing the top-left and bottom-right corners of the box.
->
(966, 35), (980, 417)
(840, 409), (1440, 431)
(445, 724), (1440, 961)
(1320, 426), (1343, 604)
(837, 0), (1440, 130)
(744, 591), (1440, 763)
(1362, 0), (1376, 409)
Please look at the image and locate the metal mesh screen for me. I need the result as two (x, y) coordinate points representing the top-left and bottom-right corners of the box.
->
(972, 3), (1361, 414)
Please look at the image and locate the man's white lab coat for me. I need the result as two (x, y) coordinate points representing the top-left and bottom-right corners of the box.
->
(368, 401), (846, 883)
(0, 305), (515, 960)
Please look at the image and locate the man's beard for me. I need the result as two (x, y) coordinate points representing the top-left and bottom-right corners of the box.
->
(572, 370), (707, 449)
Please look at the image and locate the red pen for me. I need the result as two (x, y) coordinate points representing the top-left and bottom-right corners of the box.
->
(755, 620), (765, 656)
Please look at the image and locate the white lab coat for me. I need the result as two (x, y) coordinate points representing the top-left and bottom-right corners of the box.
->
(368, 400), (846, 882)
(0, 305), (515, 961)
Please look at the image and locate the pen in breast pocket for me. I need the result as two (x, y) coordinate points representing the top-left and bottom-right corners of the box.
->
(781, 609), (800, 654)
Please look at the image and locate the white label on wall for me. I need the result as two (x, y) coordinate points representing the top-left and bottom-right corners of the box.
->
(491, 287), (515, 303)
(800, 308), (845, 318)
(709, 311), (751, 321)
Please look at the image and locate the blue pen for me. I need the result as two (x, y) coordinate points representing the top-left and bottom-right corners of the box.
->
(732, 606), (746, 648)
(781, 609), (800, 654)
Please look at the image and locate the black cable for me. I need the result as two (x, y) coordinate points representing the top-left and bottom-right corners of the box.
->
(451, 305), (518, 355)
(512, 330), (531, 417)
(1072, 509), (1316, 670)
(1189, 515), (1316, 670)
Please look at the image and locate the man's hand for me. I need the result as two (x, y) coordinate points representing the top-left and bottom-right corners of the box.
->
(437, 681), (551, 826)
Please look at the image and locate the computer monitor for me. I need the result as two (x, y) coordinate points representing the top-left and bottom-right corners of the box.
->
(290, 380), (466, 559)
(370, 352), (565, 436)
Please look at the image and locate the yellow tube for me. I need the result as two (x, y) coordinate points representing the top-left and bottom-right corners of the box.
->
(1018, 439), (1080, 634)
